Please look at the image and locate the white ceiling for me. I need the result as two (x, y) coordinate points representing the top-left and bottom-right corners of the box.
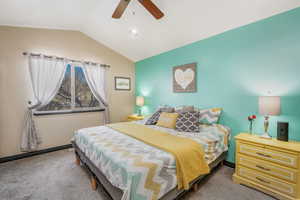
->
(0, 0), (299, 61)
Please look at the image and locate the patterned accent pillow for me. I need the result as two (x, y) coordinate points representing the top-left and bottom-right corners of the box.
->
(145, 110), (162, 125)
(176, 111), (200, 132)
(199, 108), (222, 124)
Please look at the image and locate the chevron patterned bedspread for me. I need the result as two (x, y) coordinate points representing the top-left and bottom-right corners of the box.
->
(74, 122), (230, 200)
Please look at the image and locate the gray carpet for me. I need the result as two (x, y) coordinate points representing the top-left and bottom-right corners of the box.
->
(0, 149), (276, 200)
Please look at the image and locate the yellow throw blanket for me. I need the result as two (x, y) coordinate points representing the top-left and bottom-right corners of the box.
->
(107, 122), (210, 190)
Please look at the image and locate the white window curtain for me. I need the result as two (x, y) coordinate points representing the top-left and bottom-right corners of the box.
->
(82, 63), (110, 124)
(21, 55), (67, 152)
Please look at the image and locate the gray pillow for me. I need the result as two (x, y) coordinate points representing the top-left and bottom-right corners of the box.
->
(175, 111), (200, 132)
(175, 105), (194, 113)
(159, 107), (175, 113)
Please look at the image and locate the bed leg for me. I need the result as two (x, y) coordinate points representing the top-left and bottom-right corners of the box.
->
(91, 176), (98, 190)
(193, 183), (198, 192)
(75, 153), (80, 166)
(220, 160), (224, 167)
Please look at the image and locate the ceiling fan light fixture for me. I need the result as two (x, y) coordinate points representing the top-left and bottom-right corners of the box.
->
(129, 28), (139, 38)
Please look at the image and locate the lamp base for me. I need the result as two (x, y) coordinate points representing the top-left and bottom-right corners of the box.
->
(138, 108), (142, 116)
(260, 132), (272, 139)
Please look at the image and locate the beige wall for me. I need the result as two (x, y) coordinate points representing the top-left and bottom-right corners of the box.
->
(0, 26), (135, 157)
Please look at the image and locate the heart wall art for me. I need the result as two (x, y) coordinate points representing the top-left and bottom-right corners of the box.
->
(173, 63), (197, 93)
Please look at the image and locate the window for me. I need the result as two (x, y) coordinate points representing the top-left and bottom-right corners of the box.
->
(35, 65), (103, 115)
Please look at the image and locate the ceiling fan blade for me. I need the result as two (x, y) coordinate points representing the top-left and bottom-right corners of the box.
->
(112, 0), (131, 19)
(138, 0), (164, 19)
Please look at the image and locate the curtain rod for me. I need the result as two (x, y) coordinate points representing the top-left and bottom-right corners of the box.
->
(22, 52), (110, 68)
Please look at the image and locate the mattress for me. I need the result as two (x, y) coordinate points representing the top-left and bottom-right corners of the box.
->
(73, 121), (230, 200)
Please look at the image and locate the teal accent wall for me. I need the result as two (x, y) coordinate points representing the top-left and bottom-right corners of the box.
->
(135, 8), (300, 163)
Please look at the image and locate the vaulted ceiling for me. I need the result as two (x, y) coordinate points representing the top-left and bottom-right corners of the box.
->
(0, 0), (299, 61)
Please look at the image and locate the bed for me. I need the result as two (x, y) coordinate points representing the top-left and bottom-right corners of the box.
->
(72, 120), (230, 200)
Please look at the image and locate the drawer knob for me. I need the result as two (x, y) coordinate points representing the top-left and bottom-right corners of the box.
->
(256, 152), (272, 158)
(256, 177), (271, 184)
(256, 165), (271, 171)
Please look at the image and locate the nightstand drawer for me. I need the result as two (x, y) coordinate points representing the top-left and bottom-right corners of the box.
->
(238, 142), (299, 168)
(237, 154), (298, 183)
(237, 166), (297, 198)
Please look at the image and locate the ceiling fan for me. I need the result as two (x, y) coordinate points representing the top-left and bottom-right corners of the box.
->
(112, 0), (164, 20)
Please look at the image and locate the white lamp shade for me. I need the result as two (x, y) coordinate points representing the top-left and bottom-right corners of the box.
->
(259, 96), (281, 116)
(136, 96), (144, 107)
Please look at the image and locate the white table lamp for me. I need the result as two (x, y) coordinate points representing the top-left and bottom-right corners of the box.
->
(136, 96), (144, 116)
(259, 96), (281, 138)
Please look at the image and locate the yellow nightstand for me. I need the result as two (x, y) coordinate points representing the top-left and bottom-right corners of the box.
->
(233, 133), (300, 200)
(127, 114), (144, 122)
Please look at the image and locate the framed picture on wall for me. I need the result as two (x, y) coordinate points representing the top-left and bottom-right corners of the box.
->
(173, 63), (197, 93)
(115, 77), (131, 91)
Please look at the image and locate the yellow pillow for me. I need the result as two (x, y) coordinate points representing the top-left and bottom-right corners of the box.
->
(156, 112), (179, 129)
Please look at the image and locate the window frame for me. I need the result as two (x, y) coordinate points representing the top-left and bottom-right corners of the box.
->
(33, 64), (104, 116)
